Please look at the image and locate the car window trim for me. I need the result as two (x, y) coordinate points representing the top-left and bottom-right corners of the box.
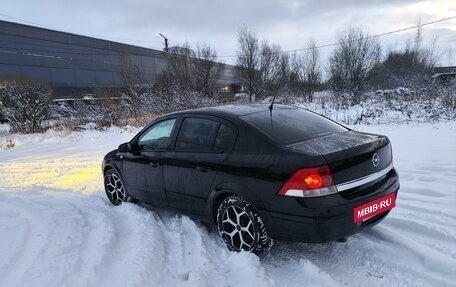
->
(210, 123), (223, 151)
(133, 116), (180, 152)
(174, 116), (220, 153)
(170, 114), (238, 154)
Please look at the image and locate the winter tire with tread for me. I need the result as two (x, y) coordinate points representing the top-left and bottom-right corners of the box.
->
(217, 195), (273, 255)
(104, 169), (126, 205)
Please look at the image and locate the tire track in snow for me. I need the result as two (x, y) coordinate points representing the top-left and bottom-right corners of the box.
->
(0, 192), (69, 287)
(91, 202), (168, 287)
(387, 218), (456, 259)
(0, 190), (276, 287)
(0, 201), (33, 285)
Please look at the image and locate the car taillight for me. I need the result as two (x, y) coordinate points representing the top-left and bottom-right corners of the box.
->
(278, 166), (337, 197)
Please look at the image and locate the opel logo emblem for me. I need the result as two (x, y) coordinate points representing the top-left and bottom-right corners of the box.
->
(372, 153), (380, 167)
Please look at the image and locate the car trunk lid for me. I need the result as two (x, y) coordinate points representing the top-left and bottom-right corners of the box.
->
(286, 131), (392, 187)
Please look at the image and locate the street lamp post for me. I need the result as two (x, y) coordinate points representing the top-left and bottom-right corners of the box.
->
(159, 33), (169, 53)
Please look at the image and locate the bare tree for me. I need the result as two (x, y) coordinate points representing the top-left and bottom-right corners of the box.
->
(119, 54), (145, 115)
(235, 26), (285, 101)
(275, 53), (291, 95)
(368, 23), (438, 91)
(166, 42), (195, 91)
(259, 41), (283, 96)
(413, 22), (438, 69)
(192, 43), (223, 96)
(119, 54), (143, 88)
(96, 87), (131, 127)
(448, 48), (454, 66)
(329, 28), (381, 105)
(290, 39), (322, 102)
(154, 42), (225, 111)
(235, 26), (261, 102)
(259, 41), (280, 85)
(303, 39), (321, 102)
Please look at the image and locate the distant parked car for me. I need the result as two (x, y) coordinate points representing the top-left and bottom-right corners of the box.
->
(102, 104), (399, 254)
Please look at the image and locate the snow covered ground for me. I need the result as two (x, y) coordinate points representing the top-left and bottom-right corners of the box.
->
(0, 121), (455, 287)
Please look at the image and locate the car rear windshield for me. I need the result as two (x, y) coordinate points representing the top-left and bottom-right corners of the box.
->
(241, 107), (348, 145)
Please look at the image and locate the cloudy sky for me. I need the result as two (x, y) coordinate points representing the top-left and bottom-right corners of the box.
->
(1, 0), (455, 65)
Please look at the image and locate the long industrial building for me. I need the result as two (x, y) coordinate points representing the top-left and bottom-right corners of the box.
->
(0, 20), (236, 97)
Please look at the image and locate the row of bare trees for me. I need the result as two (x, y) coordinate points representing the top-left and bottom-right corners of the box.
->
(119, 24), (440, 111)
(235, 26), (321, 102)
(116, 42), (225, 117)
(159, 43), (223, 96)
(1, 23), (449, 134)
(236, 25), (442, 106)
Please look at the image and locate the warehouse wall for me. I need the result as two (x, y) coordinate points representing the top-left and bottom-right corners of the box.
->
(0, 20), (167, 91)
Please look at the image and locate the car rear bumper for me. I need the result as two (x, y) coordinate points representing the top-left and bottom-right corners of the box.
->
(258, 169), (399, 243)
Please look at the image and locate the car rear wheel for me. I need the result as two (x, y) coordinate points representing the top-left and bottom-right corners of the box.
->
(104, 169), (126, 205)
(216, 195), (273, 255)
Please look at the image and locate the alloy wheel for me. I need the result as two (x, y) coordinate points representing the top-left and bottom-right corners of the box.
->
(105, 171), (126, 205)
(221, 206), (255, 251)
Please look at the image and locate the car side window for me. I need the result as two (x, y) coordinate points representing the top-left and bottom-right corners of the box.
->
(213, 124), (236, 152)
(138, 118), (176, 151)
(175, 118), (220, 152)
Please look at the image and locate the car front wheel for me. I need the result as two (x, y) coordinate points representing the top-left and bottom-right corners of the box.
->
(217, 195), (273, 255)
(104, 169), (126, 205)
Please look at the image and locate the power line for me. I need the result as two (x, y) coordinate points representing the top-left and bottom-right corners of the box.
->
(0, 13), (61, 31)
(1, 14), (455, 59)
(216, 15), (456, 58)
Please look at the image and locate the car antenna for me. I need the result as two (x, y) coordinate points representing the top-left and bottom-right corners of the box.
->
(269, 96), (275, 113)
(269, 96), (275, 128)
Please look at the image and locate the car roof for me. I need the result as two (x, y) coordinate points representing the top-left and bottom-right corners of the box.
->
(169, 104), (298, 118)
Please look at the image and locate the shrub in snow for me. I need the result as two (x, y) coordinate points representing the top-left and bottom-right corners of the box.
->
(328, 28), (381, 106)
(0, 79), (52, 133)
(439, 81), (456, 115)
(1, 139), (15, 149)
(263, 89), (455, 125)
(442, 91), (456, 113)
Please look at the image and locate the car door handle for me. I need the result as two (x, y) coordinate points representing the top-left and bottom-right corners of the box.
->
(149, 161), (159, 168)
(197, 165), (211, 172)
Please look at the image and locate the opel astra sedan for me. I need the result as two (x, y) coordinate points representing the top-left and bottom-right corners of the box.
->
(102, 104), (399, 254)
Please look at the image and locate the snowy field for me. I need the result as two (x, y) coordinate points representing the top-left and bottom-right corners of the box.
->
(0, 121), (455, 287)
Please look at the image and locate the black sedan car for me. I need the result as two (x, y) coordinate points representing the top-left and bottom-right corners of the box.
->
(102, 104), (399, 254)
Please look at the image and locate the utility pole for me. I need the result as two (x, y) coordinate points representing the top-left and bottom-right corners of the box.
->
(159, 33), (171, 91)
(159, 33), (169, 53)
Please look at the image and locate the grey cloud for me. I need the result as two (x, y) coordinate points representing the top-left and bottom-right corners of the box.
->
(1, 0), (455, 64)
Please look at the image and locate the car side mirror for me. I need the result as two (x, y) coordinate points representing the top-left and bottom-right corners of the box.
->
(118, 142), (132, 153)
